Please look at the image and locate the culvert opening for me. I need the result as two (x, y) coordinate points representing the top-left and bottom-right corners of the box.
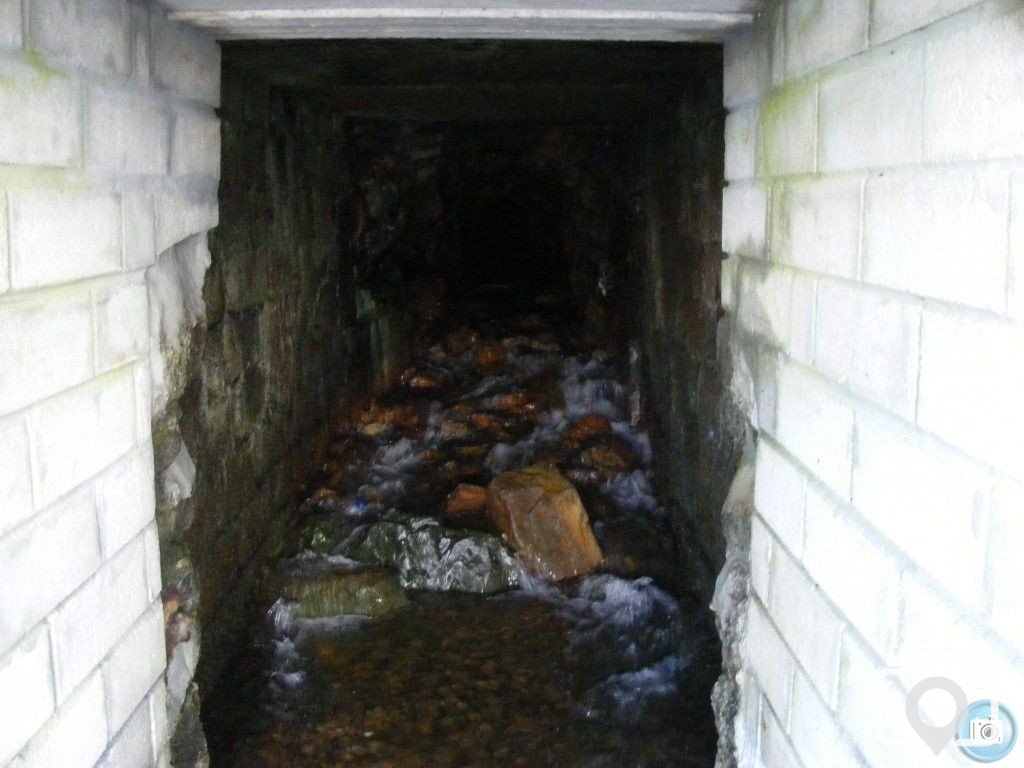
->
(166, 39), (743, 768)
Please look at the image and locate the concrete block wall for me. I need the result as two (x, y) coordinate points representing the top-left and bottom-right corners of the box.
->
(0, 2), (219, 766)
(722, 1), (1024, 766)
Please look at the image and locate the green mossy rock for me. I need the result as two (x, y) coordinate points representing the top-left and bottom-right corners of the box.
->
(284, 569), (410, 619)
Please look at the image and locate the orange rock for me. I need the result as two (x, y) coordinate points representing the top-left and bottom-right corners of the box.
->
(578, 437), (635, 472)
(562, 414), (612, 443)
(492, 392), (536, 414)
(401, 368), (442, 391)
(359, 402), (421, 429)
(487, 466), (603, 581)
(445, 328), (479, 355)
(472, 342), (507, 372)
(445, 483), (489, 517)
(469, 412), (500, 431)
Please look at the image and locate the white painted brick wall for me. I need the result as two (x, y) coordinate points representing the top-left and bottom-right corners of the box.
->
(862, 167), (1009, 312)
(0, 291), (95, 415)
(86, 84), (169, 176)
(103, 602), (165, 737)
(784, 0), (867, 78)
(10, 671), (108, 768)
(0, 55), (81, 168)
(0, 2), (221, 764)
(723, 1), (1024, 765)
(0, 488), (101, 655)
(9, 190), (123, 290)
(818, 45), (924, 172)
(0, 629), (55, 766)
(0, 1), (22, 48)
(0, 416), (34, 537)
(770, 176), (862, 280)
(170, 106), (221, 178)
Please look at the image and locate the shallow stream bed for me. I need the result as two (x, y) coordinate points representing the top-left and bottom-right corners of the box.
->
(205, 309), (720, 767)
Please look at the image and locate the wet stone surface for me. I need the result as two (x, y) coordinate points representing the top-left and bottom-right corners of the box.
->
(207, 309), (720, 767)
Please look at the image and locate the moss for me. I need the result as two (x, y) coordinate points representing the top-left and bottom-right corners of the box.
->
(756, 78), (818, 177)
(23, 46), (61, 81)
(0, 165), (88, 192)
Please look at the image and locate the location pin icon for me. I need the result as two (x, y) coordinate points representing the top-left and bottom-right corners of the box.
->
(905, 677), (969, 755)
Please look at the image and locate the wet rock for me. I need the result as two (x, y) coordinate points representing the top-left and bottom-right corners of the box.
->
(401, 367), (443, 391)
(360, 402), (423, 430)
(563, 467), (603, 487)
(354, 513), (522, 593)
(444, 328), (479, 355)
(501, 335), (560, 353)
(491, 392), (536, 414)
(284, 569), (409, 619)
(487, 465), (603, 581)
(438, 420), (472, 441)
(445, 483), (489, 517)
(578, 437), (635, 472)
(442, 484), (495, 532)
(562, 414), (612, 443)
(472, 342), (507, 373)
(358, 422), (393, 439)
(298, 515), (349, 553)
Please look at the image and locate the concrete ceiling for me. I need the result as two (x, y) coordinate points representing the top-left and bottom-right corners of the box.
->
(161, 1), (762, 42)
(222, 39), (721, 123)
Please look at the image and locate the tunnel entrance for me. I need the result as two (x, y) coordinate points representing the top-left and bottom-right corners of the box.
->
(161, 39), (743, 768)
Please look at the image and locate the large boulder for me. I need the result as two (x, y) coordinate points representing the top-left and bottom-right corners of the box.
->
(283, 569), (410, 619)
(353, 513), (523, 593)
(487, 465), (603, 581)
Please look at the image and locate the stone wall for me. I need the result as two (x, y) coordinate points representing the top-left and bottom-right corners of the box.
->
(721, 1), (1024, 766)
(630, 54), (745, 595)
(626, 51), (750, 767)
(0, 2), (219, 766)
(162, 75), (436, 764)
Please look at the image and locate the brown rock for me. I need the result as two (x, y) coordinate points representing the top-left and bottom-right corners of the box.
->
(492, 392), (536, 414)
(446, 483), (489, 515)
(438, 420), (472, 441)
(472, 342), (507, 372)
(486, 466), (603, 581)
(562, 414), (612, 443)
(445, 328), (479, 355)
(359, 402), (421, 430)
(401, 367), (442, 391)
(578, 436), (635, 472)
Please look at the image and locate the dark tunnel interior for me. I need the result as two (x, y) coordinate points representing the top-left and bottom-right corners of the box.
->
(160, 38), (746, 768)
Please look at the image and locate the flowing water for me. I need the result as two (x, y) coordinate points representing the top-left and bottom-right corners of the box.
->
(206, 307), (720, 768)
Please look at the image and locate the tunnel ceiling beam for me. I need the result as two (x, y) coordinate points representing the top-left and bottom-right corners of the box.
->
(160, 1), (761, 41)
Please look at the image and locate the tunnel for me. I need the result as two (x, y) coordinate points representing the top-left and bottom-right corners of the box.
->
(157, 38), (743, 768)
(6, 3), (1022, 768)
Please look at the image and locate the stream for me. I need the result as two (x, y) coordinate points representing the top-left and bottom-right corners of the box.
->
(205, 307), (720, 768)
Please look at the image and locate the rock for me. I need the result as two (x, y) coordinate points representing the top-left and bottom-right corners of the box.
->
(501, 335), (560, 353)
(358, 422), (392, 439)
(578, 437), (635, 472)
(359, 402), (422, 430)
(445, 483), (489, 517)
(562, 414), (612, 443)
(353, 513), (522, 593)
(491, 392), (535, 414)
(487, 465), (603, 581)
(283, 569), (409, 619)
(472, 342), (506, 372)
(299, 515), (349, 553)
(438, 420), (472, 441)
(401, 367), (442, 391)
(445, 328), (479, 355)
(443, 484), (494, 532)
